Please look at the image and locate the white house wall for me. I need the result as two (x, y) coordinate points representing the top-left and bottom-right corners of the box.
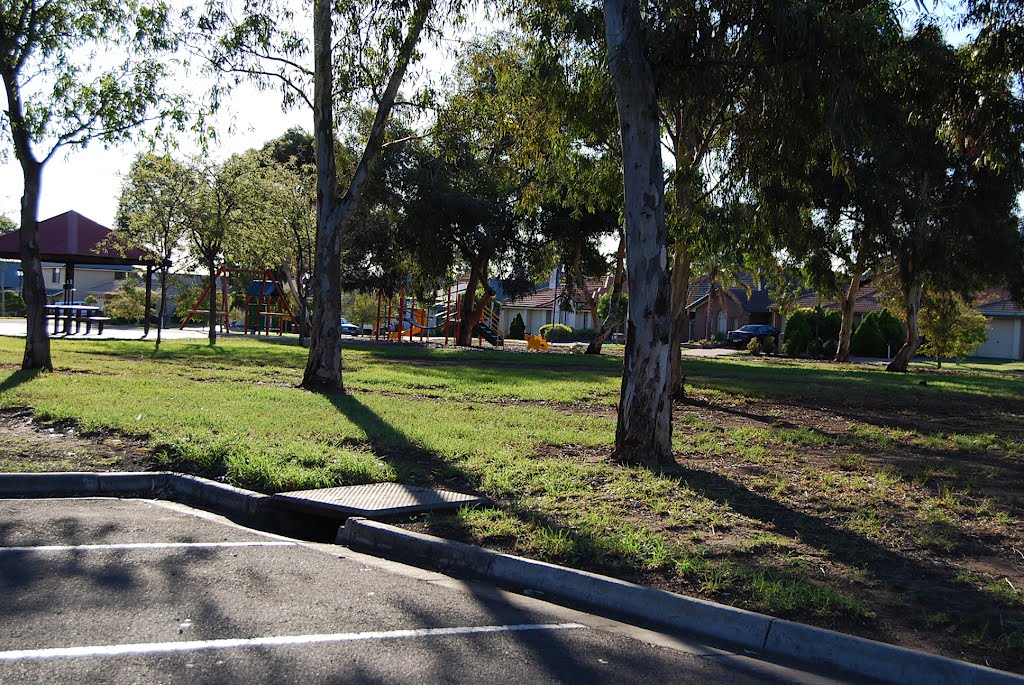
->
(970, 318), (1022, 360)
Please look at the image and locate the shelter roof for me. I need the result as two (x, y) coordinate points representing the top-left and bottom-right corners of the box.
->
(0, 211), (158, 266)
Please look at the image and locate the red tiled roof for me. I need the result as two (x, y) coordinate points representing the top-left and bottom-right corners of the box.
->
(0, 211), (157, 265)
(794, 287), (884, 314)
(975, 289), (1024, 317)
(502, 276), (614, 310)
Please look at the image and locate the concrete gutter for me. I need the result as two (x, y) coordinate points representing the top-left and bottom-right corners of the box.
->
(338, 517), (1024, 685)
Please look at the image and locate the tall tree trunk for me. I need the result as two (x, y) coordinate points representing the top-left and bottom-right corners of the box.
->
(605, 0), (673, 466)
(668, 242), (691, 394)
(455, 261), (492, 346)
(668, 108), (694, 396)
(5, 70), (51, 371)
(302, 0), (433, 390)
(835, 229), (871, 363)
(207, 258), (218, 345)
(887, 174), (930, 373)
(18, 160), (50, 370)
(886, 278), (923, 372)
(302, 0), (343, 390)
(585, 231), (626, 355)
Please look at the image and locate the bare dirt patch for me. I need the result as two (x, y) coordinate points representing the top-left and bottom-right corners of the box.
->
(0, 408), (156, 473)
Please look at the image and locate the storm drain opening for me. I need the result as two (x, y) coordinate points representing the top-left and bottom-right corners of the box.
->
(270, 483), (488, 520)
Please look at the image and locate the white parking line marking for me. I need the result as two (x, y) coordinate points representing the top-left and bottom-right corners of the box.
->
(0, 541), (296, 554)
(0, 623), (588, 661)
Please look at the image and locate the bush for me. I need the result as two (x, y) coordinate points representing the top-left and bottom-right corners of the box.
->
(539, 323), (593, 342)
(807, 337), (824, 358)
(783, 308), (814, 356)
(1, 289), (25, 316)
(876, 309), (905, 351)
(851, 313), (887, 357)
(747, 337), (762, 355)
(711, 331), (726, 343)
(106, 278), (149, 323)
(508, 313), (526, 340)
(819, 309), (842, 343)
(761, 336), (776, 355)
(597, 291), (627, 322)
(784, 307), (841, 357)
(822, 338), (838, 359)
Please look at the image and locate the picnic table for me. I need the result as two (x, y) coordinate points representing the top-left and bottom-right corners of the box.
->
(45, 304), (106, 335)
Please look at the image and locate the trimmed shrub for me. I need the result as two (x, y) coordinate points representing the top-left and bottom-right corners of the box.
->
(851, 313), (887, 357)
(747, 337), (762, 355)
(508, 313), (526, 340)
(877, 309), (905, 351)
(540, 324), (594, 342)
(822, 338), (838, 359)
(819, 309), (842, 343)
(761, 336), (777, 355)
(1, 289), (25, 316)
(807, 337), (824, 358)
(783, 308), (814, 356)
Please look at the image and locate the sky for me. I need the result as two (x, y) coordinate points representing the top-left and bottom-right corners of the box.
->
(0, 85), (308, 227)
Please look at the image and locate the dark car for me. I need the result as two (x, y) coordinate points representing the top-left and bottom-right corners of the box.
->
(726, 324), (778, 348)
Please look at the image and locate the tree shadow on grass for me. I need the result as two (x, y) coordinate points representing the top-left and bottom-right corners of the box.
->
(324, 391), (478, 492)
(0, 368), (40, 394)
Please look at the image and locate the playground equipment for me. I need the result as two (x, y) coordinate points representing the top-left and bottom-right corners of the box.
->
(180, 267), (298, 336)
(242, 272), (298, 335)
(374, 289), (430, 343)
(372, 279), (505, 348)
(435, 281), (503, 348)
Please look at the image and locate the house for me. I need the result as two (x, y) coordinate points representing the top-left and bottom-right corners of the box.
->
(40, 263), (139, 304)
(971, 289), (1024, 360)
(684, 274), (785, 341)
(791, 287), (886, 329)
(498, 271), (620, 336)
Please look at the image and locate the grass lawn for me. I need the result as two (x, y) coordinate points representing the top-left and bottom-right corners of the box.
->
(0, 335), (1022, 672)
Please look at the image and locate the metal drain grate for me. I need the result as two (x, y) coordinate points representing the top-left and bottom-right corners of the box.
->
(270, 483), (488, 519)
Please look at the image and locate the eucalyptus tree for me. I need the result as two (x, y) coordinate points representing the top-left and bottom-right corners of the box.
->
(224, 145), (317, 338)
(882, 26), (1024, 372)
(195, 0), (457, 391)
(116, 153), (198, 349)
(0, 0), (191, 370)
(187, 153), (260, 344)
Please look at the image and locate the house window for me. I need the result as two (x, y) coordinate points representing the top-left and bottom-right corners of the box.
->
(115, 271), (127, 280)
(52, 268), (61, 284)
(717, 313), (728, 334)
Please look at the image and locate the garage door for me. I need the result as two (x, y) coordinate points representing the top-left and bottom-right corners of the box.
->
(971, 318), (1022, 360)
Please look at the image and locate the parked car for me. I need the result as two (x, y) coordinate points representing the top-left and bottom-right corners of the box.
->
(339, 318), (361, 336)
(726, 324), (778, 348)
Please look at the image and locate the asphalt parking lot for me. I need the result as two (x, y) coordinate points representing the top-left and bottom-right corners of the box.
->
(0, 498), (859, 684)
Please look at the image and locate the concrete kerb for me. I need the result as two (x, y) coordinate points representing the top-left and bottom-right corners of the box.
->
(338, 517), (1024, 685)
(0, 471), (270, 524)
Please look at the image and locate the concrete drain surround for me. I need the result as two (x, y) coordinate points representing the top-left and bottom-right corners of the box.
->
(270, 483), (488, 519)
